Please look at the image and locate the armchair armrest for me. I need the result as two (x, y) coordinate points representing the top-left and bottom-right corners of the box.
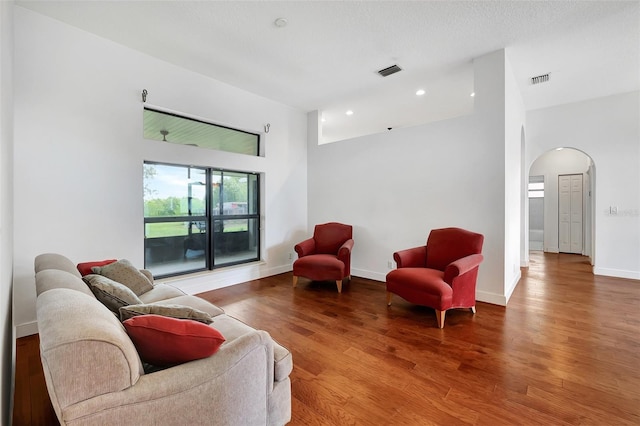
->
(393, 246), (427, 268)
(444, 253), (484, 284)
(294, 238), (316, 258)
(337, 239), (354, 261)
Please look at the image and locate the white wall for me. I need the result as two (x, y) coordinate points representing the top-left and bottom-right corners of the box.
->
(12, 7), (308, 336)
(0, 1), (14, 423)
(504, 54), (525, 301)
(306, 50), (512, 305)
(528, 92), (640, 279)
(529, 148), (592, 253)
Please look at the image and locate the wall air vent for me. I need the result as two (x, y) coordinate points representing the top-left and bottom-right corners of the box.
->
(377, 64), (402, 77)
(531, 73), (550, 85)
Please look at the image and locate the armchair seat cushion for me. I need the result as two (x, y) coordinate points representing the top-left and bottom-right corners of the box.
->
(386, 268), (452, 311)
(293, 254), (345, 281)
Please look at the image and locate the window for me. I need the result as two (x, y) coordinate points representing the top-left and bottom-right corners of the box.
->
(144, 162), (260, 277)
(528, 177), (544, 198)
(143, 108), (260, 156)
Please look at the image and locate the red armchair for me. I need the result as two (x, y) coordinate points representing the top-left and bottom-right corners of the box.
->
(292, 222), (354, 293)
(385, 227), (484, 328)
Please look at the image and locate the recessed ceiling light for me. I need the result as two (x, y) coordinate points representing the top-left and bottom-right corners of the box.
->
(346, 110), (354, 116)
(416, 89), (426, 96)
(274, 18), (288, 28)
(470, 92), (475, 97)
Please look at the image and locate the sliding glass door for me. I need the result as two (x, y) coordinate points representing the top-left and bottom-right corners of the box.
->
(144, 162), (260, 277)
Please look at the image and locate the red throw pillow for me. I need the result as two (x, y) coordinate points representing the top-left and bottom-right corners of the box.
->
(77, 259), (117, 276)
(123, 314), (225, 366)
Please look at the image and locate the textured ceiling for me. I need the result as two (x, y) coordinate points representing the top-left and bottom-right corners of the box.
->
(17, 0), (640, 142)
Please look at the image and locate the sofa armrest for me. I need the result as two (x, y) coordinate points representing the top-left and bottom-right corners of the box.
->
(393, 246), (427, 268)
(294, 238), (316, 258)
(63, 330), (278, 424)
(443, 254), (484, 284)
(139, 329), (275, 391)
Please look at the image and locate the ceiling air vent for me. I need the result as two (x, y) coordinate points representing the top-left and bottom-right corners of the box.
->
(378, 64), (402, 77)
(531, 73), (550, 85)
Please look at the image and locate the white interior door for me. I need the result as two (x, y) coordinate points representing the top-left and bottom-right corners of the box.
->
(559, 174), (583, 254)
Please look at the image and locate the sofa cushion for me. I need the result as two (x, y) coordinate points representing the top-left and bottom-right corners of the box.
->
(83, 274), (142, 313)
(119, 303), (214, 324)
(35, 269), (95, 298)
(34, 253), (82, 277)
(92, 259), (153, 296)
(77, 259), (117, 276)
(123, 314), (225, 366)
(138, 284), (186, 303)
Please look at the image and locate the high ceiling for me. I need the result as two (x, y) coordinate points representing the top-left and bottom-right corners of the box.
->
(16, 0), (640, 142)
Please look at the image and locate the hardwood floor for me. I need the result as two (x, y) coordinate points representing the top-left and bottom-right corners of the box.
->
(13, 252), (640, 425)
(13, 334), (57, 425)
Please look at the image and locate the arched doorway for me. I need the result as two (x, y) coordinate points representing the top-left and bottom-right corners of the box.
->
(528, 148), (595, 264)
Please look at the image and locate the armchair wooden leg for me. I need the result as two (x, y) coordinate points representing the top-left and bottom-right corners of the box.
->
(386, 292), (392, 306)
(435, 310), (446, 329)
(292, 276), (298, 288)
(336, 280), (342, 293)
(470, 306), (476, 314)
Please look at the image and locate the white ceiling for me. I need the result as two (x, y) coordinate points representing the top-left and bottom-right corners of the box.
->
(17, 0), (640, 142)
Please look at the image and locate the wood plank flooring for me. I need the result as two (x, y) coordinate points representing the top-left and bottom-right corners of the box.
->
(13, 252), (640, 425)
(13, 334), (57, 425)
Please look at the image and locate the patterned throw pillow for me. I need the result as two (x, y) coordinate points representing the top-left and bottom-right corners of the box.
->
(92, 259), (153, 296)
(83, 274), (143, 313)
(119, 303), (213, 324)
(123, 314), (225, 366)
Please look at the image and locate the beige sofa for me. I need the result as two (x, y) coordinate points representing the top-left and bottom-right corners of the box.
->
(34, 253), (292, 425)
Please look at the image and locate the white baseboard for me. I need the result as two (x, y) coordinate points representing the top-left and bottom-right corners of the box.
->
(161, 261), (293, 295)
(18, 264), (534, 337)
(593, 267), (640, 281)
(16, 321), (38, 338)
(505, 270), (522, 304)
(475, 290), (507, 307)
(351, 268), (386, 283)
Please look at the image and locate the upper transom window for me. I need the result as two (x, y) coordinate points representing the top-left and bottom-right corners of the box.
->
(143, 108), (259, 156)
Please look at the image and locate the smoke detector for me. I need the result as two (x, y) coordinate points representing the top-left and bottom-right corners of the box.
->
(377, 64), (402, 77)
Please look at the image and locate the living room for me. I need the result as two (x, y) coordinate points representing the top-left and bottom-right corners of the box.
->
(1, 1), (639, 424)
